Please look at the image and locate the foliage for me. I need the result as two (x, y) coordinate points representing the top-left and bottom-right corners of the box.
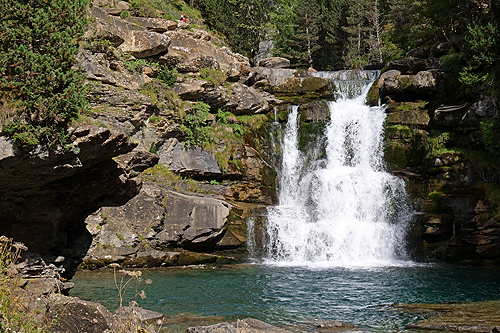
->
(120, 10), (131, 19)
(139, 80), (182, 111)
(157, 67), (178, 87)
(480, 119), (500, 154)
(124, 58), (153, 73)
(460, 21), (500, 86)
(180, 101), (214, 147)
(130, 0), (202, 21)
(0, 236), (48, 333)
(194, 0), (271, 59)
(0, 0), (90, 148)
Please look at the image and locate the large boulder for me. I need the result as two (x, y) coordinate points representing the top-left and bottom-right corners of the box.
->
(44, 294), (118, 333)
(88, 6), (143, 47)
(225, 83), (270, 115)
(118, 31), (171, 58)
(258, 57), (290, 69)
(84, 183), (232, 258)
(245, 68), (333, 98)
(163, 29), (250, 76)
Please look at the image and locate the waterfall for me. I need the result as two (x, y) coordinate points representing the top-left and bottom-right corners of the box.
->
(264, 71), (412, 267)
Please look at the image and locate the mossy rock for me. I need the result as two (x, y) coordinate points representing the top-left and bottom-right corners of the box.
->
(366, 83), (380, 106)
(173, 251), (219, 266)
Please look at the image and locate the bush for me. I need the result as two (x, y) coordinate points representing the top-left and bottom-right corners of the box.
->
(180, 102), (214, 147)
(157, 66), (178, 87)
(0, 0), (90, 148)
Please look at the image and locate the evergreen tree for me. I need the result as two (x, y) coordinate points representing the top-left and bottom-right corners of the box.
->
(197, 0), (271, 60)
(342, 1), (371, 69)
(0, 0), (90, 147)
(282, 0), (322, 68)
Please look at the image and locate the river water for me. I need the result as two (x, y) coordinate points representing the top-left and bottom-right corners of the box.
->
(71, 264), (500, 332)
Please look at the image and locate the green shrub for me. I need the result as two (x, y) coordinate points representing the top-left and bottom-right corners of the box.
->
(180, 102), (215, 147)
(157, 66), (177, 87)
(0, 0), (90, 148)
(124, 58), (151, 73)
(120, 10), (130, 19)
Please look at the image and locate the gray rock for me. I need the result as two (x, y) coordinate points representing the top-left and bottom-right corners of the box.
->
(173, 80), (209, 100)
(186, 318), (292, 333)
(85, 183), (231, 255)
(114, 306), (165, 325)
(258, 57), (290, 68)
(226, 83), (269, 115)
(410, 70), (438, 94)
(119, 31), (171, 58)
(177, 55), (220, 72)
(44, 294), (118, 333)
(164, 30), (250, 76)
(158, 138), (221, 175)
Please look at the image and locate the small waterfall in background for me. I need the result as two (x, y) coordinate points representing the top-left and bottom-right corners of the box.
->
(264, 70), (413, 267)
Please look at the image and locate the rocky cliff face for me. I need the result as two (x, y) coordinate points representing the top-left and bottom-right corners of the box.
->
(0, 2), (338, 276)
(367, 56), (500, 264)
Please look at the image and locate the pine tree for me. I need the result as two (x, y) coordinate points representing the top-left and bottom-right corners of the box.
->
(282, 0), (322, 68)
(0, 0), (90, 147)
(342, 1), (371, 69)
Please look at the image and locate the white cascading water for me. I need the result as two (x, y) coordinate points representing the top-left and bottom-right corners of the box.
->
(265, 70), (412, 267)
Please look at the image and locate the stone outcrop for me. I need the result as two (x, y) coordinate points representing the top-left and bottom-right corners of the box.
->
(158, 138), (221, 176)
(80, 182), (249, 268)
(368, 55), (500, 264)
(118, 31), (171, 58)
(0, 128), (158, 277)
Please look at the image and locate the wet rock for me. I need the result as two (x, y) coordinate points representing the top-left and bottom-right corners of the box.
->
(298, 100), (330, 122)
(316, 320), (359, 332)
(385, 109), (430, 126)
(118, 30), (171, 58)
(395, 301), (500, 333)
(186, 318), (292, 333)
